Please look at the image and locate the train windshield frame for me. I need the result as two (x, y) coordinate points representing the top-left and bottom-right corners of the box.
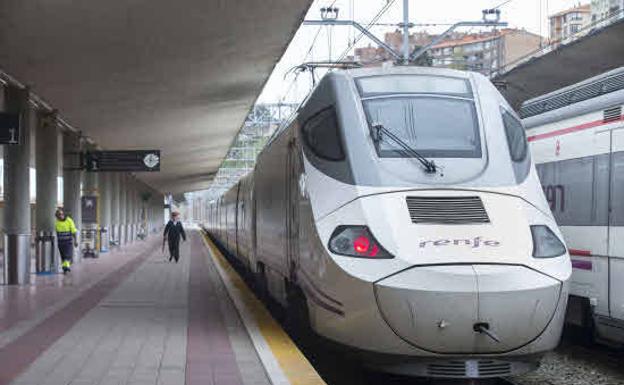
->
(357, 75), (481, 159)
(356, 74), (473, 97)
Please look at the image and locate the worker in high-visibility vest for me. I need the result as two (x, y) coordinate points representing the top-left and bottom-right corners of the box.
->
(55, 208), (78, 273)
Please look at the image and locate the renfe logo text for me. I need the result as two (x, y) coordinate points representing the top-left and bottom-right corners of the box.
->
(419, 237), (500, 249)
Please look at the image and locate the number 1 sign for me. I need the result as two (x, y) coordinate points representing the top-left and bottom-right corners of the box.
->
(0, 113), (20, 145)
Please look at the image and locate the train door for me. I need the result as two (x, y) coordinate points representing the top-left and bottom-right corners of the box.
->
(222, 198), (228, 246)
(250, 179), (257, 272)
(235, 183), (241, 259)
(286, 138), (300, 280)
(215, 199), (220, 238)
(607, 110), (624, 323)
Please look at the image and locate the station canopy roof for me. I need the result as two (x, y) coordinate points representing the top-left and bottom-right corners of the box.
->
(495, 18), (624, 110)
(0, 0), (311, 193)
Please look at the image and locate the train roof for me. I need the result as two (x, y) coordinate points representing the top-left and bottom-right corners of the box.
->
(338, 65), (473, 80)
(520, 66), (624, 119)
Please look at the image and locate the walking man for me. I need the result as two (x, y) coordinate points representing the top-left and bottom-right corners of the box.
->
(55, 208), (78, 273)
(164, 211), (186, 263)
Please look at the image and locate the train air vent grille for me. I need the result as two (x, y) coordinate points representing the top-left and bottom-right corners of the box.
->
(406, 196), (490, 224)
(604, 106), (622, 123)
(478, 360), (512, 376)
(425, 360), (512, 377)
(426, 361), (467, 377)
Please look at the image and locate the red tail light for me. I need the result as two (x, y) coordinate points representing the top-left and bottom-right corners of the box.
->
(353, 236), (370, 253)
(328, 226), (393, 259)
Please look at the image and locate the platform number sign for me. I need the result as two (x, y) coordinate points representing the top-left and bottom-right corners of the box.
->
(0, 113), (20, 145)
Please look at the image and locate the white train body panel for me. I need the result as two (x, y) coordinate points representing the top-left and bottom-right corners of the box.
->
(522, 66), (624, 343)
(206, 67), (572, 378)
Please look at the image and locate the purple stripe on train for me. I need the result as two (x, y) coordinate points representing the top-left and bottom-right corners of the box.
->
(572, 259), (592, 270)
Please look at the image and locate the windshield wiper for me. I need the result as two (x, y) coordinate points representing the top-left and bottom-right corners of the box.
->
(371, 124), (437, 174)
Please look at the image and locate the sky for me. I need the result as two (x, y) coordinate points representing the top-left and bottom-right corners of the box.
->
(257, 0), (585, 104)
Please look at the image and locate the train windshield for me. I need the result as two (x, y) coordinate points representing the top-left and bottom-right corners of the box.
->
(362, 96), (481, 158)
(357, 75), (481, 159)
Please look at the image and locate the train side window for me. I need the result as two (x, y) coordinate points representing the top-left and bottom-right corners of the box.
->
(502, 110), (528, 162)
(302, 107), (345, 161)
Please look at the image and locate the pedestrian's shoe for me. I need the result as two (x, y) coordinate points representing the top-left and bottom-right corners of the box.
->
(61, 260), (71, 273)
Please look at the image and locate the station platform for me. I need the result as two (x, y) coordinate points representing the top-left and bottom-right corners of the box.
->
(0, 231), (325, 385)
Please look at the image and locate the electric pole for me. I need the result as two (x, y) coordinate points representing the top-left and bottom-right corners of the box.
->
(402, 0), (410, 64)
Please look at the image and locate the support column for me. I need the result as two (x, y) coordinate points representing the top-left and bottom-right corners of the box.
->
(2, 86), (32, 285)
(133, 180), (139, 241)
(151, 191), (158, 234)
(165, 194), (172, 222)
(148, 190), (155, 233)
(110, 173), (120, 246)
(100, 172), (111, 252)
(137, 183), (145, 239)
(146, 191), (153, 234)
(125, 174), (134, 243)
(147, 193), (154, 234)
(119, 174), (127, 245)
(35, 110), (59, 273)
(132, 180), (137, 240)
(82, 149), (98, 258)
(63, 131), (82, 262)
(136, 182), (142, 238)
(126, 175), (134, 243)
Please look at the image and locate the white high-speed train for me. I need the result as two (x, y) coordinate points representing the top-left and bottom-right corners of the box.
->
(522, 67), (624, 346)
(205, 67), (571, 379)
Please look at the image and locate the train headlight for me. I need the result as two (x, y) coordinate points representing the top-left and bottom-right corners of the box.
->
(531, 225), (566, 258)
(328, 226), (394, 259)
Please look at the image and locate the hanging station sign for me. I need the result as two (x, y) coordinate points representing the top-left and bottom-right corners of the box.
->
(81, 196), (98, 224)
(84, 150), (161, 172)
(0, 113), (20, 145)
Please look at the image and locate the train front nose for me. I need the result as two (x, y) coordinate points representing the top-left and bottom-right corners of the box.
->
(374, 264), (562, 353)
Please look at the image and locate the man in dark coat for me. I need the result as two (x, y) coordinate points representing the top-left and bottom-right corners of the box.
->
(163, 211), (186, 263)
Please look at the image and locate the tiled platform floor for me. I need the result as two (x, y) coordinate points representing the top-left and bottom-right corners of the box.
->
(0, 231), (273, 385)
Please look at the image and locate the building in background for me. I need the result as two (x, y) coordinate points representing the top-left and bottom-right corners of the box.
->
(591, 0), (624, 21)
(350, 28), (541, 76)
(430, 29), (542, 75)
(549, 4), (591, 42)
(351, 30), (437, 66)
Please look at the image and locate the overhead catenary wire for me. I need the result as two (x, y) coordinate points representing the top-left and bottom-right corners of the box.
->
(356, 22), (457, 26)
(285, 0), (398, 100)
(539, 0), (543, 44)
(491, 0), (515, 10)
(350, 0), (355, 45)
(282, 0), (397, 103)
(336, 0), (398, 64)
(304, 0), (339, 61)
(280, 0), (339, 105)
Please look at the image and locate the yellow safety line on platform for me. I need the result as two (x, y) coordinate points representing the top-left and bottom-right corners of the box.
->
(200, 233), (327, 385)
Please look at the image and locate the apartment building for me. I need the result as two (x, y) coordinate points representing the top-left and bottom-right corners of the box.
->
(429, 29), (542, 75)
(549, 4), (591, 42)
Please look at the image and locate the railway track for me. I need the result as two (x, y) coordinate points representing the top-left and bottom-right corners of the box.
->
(506, 333), (624, 385)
